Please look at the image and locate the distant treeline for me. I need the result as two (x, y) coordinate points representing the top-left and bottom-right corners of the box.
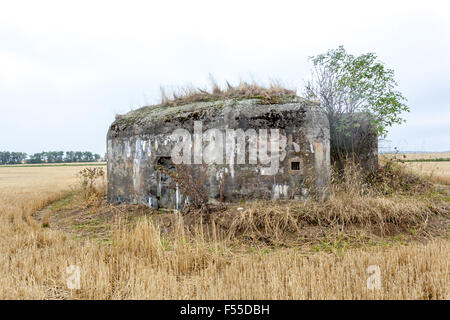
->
(0, 151), (102, 165)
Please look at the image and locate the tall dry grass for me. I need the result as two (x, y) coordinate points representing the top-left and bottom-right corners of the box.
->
(158, 79), (297, 107)
(0, 165), (448, 299)
(219, 161), (447, 245)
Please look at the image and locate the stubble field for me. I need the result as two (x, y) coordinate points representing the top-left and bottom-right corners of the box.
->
(0, 157), (448, 299)
(381, 153), (450, 185)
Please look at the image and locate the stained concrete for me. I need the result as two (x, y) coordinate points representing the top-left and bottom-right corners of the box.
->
(107, 97), (331, 209)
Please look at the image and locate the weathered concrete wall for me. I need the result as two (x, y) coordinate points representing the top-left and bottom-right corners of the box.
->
(107, 98), (330, 209)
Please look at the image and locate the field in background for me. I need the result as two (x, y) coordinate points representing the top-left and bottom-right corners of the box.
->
(404, 162), (450, 185)
(0, 166), (86, 192)
(382, 152), (450, 161)
(380, 153), (450, 185)
(0, 158), (448, 299)
(0, 162), (106, 168)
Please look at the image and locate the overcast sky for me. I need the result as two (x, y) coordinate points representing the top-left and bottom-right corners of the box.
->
(1, 0), (449, 155)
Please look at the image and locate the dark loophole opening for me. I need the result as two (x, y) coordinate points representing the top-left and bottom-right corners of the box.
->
(291, 161), (300, 171)
(157, 156), (174, 169)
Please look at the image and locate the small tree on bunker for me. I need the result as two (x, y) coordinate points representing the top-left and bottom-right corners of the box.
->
(305, 46), (409, 167)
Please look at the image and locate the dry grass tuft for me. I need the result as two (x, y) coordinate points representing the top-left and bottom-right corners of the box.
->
(368, 161), (431, 195)
(158, 78), (297, 107)
(217, 193), (445, 245)
(210, 161), (448, 245)
(77, 167), (106, 208)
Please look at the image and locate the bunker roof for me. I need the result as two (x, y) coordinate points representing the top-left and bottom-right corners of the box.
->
(114, 95), (320, 127)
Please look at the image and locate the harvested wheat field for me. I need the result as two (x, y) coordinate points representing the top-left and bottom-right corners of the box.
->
(0, 161), (449, 300)
(382, 152), (450, 161)
(403, 162), (450, 185)
(380, 153), (450, 185)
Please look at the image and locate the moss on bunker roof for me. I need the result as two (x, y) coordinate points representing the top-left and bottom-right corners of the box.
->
(114, 95), (319, 126)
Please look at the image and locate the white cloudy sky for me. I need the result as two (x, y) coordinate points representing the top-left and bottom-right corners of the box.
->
(1, 0), (449, 155)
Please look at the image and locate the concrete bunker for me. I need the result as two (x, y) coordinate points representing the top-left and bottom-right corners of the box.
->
(107, 97), (331, 209)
